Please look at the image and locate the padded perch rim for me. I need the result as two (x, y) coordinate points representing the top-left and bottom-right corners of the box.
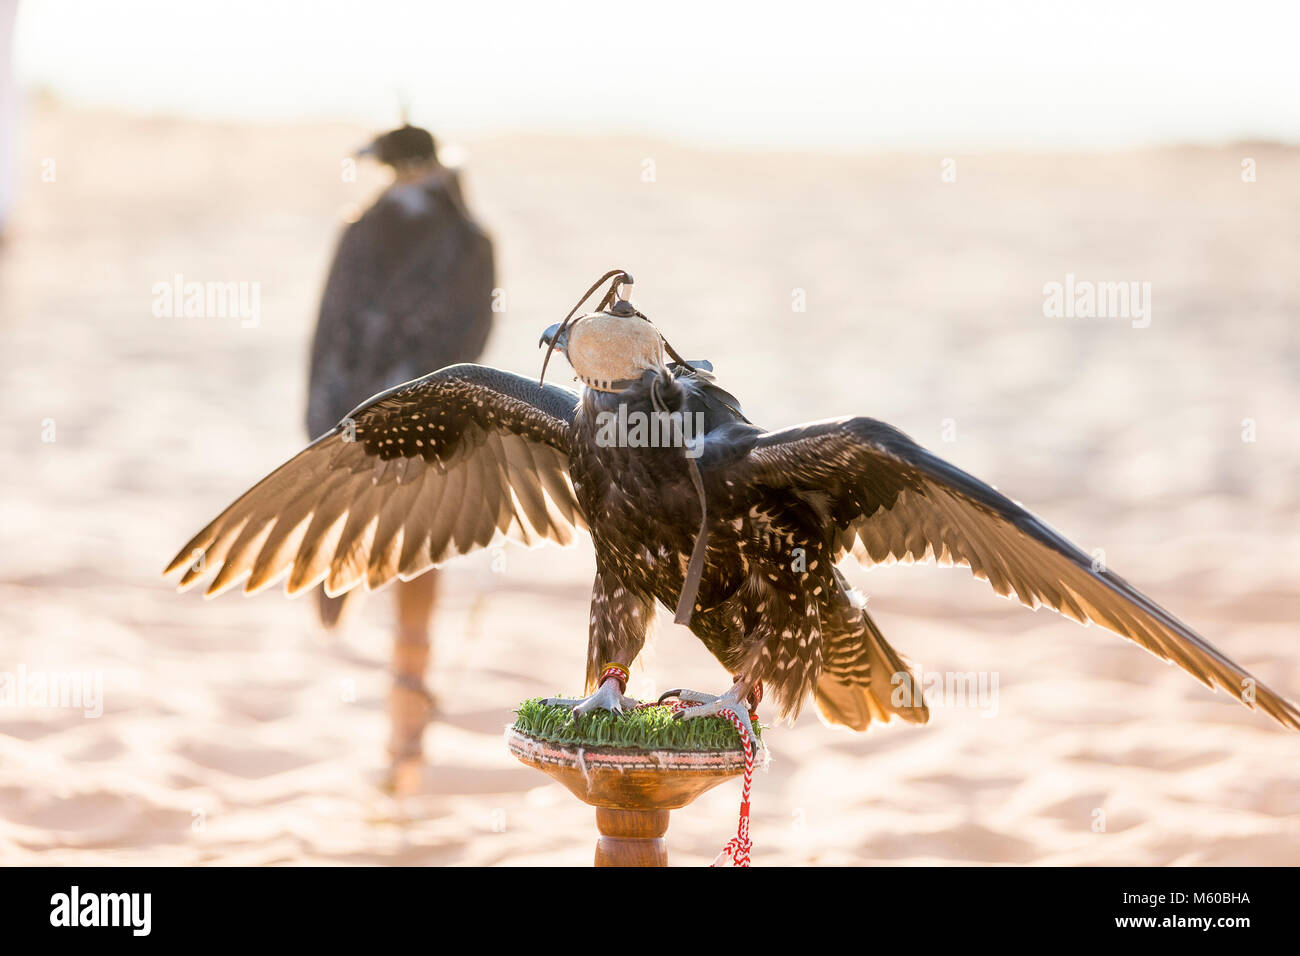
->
(511, 697), (763, 753)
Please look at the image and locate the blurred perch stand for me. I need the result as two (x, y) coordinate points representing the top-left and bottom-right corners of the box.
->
(507, 698), (761, 867)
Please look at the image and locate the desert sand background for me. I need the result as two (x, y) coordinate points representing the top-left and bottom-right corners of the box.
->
(1, 102), (1298, 865)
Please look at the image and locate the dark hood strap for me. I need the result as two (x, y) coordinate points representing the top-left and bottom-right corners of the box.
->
(673, 453), (710, 626)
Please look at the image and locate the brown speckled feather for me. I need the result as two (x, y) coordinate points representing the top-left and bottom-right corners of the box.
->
(736, 416), (1300, 731)
(166, 365), (584, 599)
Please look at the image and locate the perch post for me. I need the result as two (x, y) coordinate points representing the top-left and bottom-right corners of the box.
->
(507, 700), (757, 867)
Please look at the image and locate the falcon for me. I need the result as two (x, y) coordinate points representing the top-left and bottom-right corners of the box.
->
(305, 120), (494, 781)
(166, 270), (1300, 746)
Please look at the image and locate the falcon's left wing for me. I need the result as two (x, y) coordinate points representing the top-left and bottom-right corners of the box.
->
(719, 416), (1300, 731)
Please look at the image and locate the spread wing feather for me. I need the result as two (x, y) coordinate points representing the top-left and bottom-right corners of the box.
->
(165, 364), (585, 599)
(736, 416), (1300, 731)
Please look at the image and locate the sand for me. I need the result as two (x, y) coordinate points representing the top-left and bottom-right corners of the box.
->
(0, 103), (1297, 866)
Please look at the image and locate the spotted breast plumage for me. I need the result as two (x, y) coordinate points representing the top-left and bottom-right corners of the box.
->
(167, 272), (1300, 745)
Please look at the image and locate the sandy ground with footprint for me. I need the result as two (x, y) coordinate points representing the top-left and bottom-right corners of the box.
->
(1, 102), (1298, 865)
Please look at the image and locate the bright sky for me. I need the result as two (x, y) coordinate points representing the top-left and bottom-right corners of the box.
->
(13, 0), (1300, 149)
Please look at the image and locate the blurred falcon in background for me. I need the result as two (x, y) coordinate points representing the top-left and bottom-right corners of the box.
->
(304, 121), (494, 788)
(168, 272), (1300, 756)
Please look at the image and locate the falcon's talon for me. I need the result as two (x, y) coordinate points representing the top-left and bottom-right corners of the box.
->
(662, 687), (720, 707)
(671, 685), (764, 751)
(543, 678), (638, 717)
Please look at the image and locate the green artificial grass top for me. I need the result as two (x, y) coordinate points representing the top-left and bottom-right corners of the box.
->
(512, 697), (762, 752)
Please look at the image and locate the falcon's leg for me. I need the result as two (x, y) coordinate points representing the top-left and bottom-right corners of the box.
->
(543, 567), (654, 716)
(666, 679), (764, 750)
(387, 571), (439, 795)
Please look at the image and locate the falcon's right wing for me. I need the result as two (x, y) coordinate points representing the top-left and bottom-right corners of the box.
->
(165, 364), (584, 599)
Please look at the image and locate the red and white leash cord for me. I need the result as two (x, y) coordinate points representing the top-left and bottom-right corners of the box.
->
(635, 683), (760, 867)
(709, 707), (754, 868)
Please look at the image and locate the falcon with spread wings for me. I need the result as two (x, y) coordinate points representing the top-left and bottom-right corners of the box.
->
(166, 272), (1300, 744)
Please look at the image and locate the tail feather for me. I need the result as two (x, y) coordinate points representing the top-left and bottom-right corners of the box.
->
(814, 607), (928, 731)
